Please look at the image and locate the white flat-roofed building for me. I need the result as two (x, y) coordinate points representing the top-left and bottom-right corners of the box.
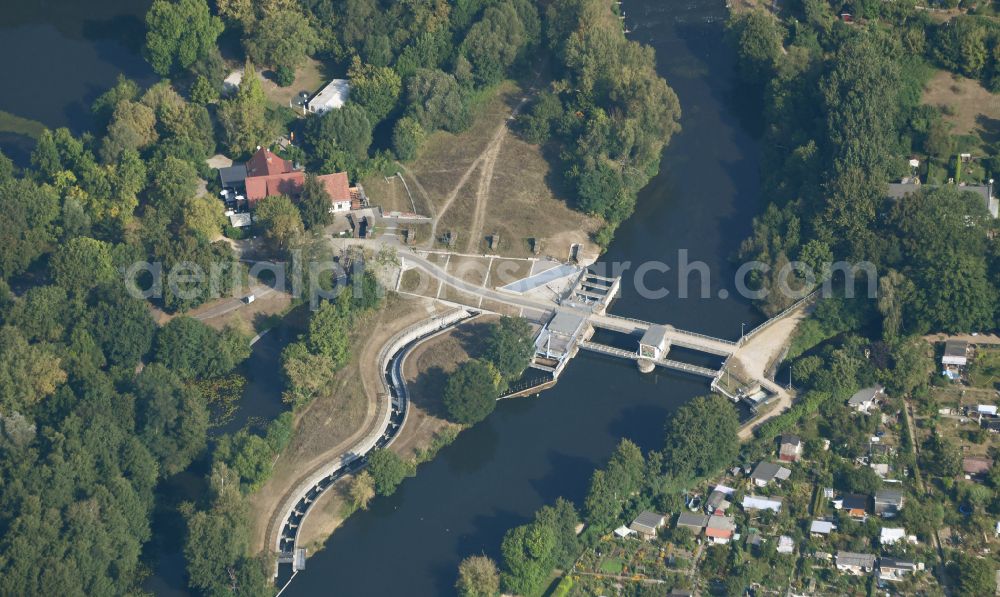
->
(306, 79), (350, 114)
(742, 495), (783, 513)
(810, 520), (836, 536)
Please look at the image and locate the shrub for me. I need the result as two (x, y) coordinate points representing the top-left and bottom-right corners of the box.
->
(275, 65), (295, 87)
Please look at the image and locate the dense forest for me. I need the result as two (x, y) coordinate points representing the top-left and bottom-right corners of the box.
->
(729, 1), (1000, 331)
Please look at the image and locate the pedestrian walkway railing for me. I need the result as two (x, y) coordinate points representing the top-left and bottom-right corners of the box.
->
(740, 288), (821, 345)
(656, 359), (719, 378)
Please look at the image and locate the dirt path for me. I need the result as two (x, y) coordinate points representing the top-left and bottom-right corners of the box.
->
(418, 91), (532, 249)
(733, 305), (812, 440)
(396, 165), (436, 217)
(904, 402), (950, 592)
(424, 125), (502, 246)
(922, 332), (1000, 345)
(464, 127), (506, 252)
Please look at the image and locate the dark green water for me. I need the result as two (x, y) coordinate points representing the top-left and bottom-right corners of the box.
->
(0, 0), (154, 164)
(0, 0), (765, 594)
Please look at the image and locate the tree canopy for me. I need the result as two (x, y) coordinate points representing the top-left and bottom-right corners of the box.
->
(661, 394), (740, 480)
(144, 0), (224, 76)
(443, 359), (500, 424)
(482, 317), (535, 385)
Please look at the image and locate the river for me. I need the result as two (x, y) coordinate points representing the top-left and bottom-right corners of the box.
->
(282, 1), (763, 595)
(0, 0), (155, 165)
(0, 0), (764, 595)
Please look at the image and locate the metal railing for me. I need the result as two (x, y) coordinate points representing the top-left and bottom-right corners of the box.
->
(656, 359), (719, 378)
(670, 328), (738, 347)
(669, 338), (737, 356)
(579, 340), (639, 359)
(600, 313), (738, 348)
(499, 376), (555, 398)
(740, 288), (821, 344)
(602, 313), (655, 327)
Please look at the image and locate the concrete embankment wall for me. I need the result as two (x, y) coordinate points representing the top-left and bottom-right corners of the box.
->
(271, 308), (470, 554)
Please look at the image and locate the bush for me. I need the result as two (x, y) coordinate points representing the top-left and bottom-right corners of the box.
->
(223, 224), (247, 240)
(274, 65), (295, 87)
(366, 449), (414, 496)
(392, 116), (425, 162)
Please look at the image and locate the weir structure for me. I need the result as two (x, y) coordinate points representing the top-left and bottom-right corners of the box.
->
(525, 265), (739, 386)
(523, 272), (820, 409)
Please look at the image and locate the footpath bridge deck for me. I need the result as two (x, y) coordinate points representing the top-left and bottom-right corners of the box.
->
(579, 341), (721, 378)
(588, 313), (738, 357)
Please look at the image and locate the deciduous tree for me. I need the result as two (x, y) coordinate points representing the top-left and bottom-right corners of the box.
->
(662, 394), (739, 479)
(483, 317), (534, 384)
(0, 177), (59, 279)
(407, 69), (470, 133)
(245, 7), (319, 74)
(348, 57), (402, 124)
(133, 364), (209, 476)
(144, 0), (224, 76)
(350, 471), (376, 511)
(443, 359), (500, 424)
(366, 448), (413, 496)
(254, 194), (304, 254)
(456, 555), (500, 597)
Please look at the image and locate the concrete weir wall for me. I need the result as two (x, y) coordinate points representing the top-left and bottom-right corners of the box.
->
(272, 308), (471, 559)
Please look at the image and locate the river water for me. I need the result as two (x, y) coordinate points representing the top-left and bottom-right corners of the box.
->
(0, 1), (155, 164)
(0, 0), (764, 595)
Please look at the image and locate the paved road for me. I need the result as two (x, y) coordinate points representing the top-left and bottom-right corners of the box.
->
(399, 249), (556, 315)
(191, 285), (275, 321)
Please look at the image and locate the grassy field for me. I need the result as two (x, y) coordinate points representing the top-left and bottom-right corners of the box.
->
(968, 346), (1000, 389)
(259, 57), (329, 110)
(362, 174), (429, 215)
(363, 81), (601, 261)
(923, 70), (1000, 151)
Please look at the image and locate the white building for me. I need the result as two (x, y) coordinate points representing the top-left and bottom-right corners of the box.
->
(879, 527), (910, 545)
(847, 385), (883, 413)
(228, 212), (252, 228)
(742, 495), (783, 513)
(306, 79), (350, 114)
(810, 520), (836, 536)
(777, 535), (794, 554)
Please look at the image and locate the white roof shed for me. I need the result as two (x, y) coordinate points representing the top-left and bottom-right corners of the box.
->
(307, 79), (350, 114)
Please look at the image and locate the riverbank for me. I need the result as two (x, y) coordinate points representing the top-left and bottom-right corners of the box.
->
(249, 294), (449, 553)
(290, 314), (495, 551)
